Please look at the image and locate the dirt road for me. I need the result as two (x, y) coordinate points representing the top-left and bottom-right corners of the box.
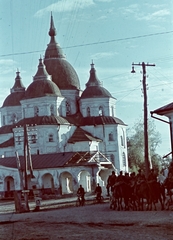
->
(1, 202), (173, 240)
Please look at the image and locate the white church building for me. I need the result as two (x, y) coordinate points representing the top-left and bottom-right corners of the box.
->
(0, 15), (128, 198)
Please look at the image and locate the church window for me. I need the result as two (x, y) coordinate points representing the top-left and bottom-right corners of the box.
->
(109, 133), (114, 141)
(16, 136), (22, 145)
(120, 129), (125, 147)
(122, 152), (126, 167)
(31, 134), (37, 143)
(34, 106), (39, 116)
(2, 115), (5, 125)
(66, 101), (71, 115)
(120, 136), (124, 146)
(87, 107), (90, 117)
(11, 113), (17, 124)
(99, 106), (104, 116)
(111, 106), (114, 117)
(50, 105), (54, 116)
(49, 134), (54, 142)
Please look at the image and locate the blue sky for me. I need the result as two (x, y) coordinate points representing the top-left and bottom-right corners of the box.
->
(0, 0), (173, 156)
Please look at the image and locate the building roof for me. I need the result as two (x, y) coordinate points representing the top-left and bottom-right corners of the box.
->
(68, 127), (102, 143)
(79, 116), (126, 126)
(25, 58), (62, 99)
(0, 116), (69, 137)
(0, 125), (15, 134)
(2, 71), (25, 107)
(151, 102), (173, 116)
(44, 14), (80, 90)
(0, 138), (14, 148)
(2, 92), (25, 107)
(80, 63), (114, 99)
(0, 151), (113, 170)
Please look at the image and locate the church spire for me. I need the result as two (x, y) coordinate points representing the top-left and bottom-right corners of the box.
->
(86, 61), (102, 88)
(49, 12), (57, 37)
(11, 70), (25, 93)
(33, 57), (51, 81)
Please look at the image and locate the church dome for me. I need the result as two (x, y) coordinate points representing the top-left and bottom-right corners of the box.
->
(44, 14), (80, 90)
(80, 62), (113, 99)
(25, 58), (62, 99)
(2, 71), (25, 107)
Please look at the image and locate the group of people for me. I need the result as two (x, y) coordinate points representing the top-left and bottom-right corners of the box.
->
(106, 168), (160, 196)
(77, 163), (173, 204)
(77, 183), (102, 203)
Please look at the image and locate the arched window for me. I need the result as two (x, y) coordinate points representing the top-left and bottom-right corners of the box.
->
(87, 107), (90, 117)
(2, 115), (5, 125)
(50, 105), (54, 116)
(120, 128), (125, 147)
(99, 106), (103, 116)
(111, 106), (114, 117)
(120, 136), (124, 146)
(11, 113), (17, 124)
(66, 101), (71, 115)
(34, 106), (39, 116)
(49, 134), (54, 142)
(122, 152), (126, 167)
(109, 133), (114, 141)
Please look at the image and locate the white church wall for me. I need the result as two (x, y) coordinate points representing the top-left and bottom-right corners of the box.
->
(79, 97), (115, 117)
(58, 124), (76, 152)
(21, 96), (64, 118)
(0, 166), (21, 194)
(60, 89), (80, 116)
(67, 141), (99, 152)
(1, 106), (22, 126)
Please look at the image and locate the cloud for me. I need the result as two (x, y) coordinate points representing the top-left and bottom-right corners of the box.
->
(91, 51), (118, 60)
(137, 9), (170, 21)
(95, 0), (113, 2)
(120, 4), (170, 22)
(35, 0), (95, 17)
(0, 59), (17, 75)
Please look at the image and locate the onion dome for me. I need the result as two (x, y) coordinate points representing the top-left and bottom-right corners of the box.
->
(2, 71), (25, 107)
(44, 14), (80, 90)
(25, 58), (62, 99)
(80, 62), (113, 99)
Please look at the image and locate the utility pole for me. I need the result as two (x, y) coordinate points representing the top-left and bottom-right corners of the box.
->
(131, 62), (155, 178)
(23, 122), (30, 211)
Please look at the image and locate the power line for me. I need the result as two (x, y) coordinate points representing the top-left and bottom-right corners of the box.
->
(1, 30), (173, 58)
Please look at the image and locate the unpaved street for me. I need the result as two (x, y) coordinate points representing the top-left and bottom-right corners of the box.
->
(1, 202), (173, 240)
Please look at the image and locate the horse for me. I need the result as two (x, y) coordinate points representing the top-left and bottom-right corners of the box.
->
(163, 177), (173, 210)
(111, 181), (133, 211)
(147, 180), (165, 210)
(134, 181), (150, 211)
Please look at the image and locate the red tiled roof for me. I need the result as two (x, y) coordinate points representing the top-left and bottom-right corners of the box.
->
(0, 138), (14, 148)
(0, 151), (109, 170)
(68, 127), (102, 143)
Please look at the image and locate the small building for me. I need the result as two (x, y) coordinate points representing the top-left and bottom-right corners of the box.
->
(151, 102), (173, 159)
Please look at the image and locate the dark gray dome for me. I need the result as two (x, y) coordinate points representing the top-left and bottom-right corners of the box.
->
(80, 62), (113, 99)
(2, 71), (25, 107)
(44, 58), (80, 90)
(25, 58), (62, 99)
(80, 86), (112, 99)
(25, 80), (62, 99)
(2, 92), (25, 107)
(44, 15), (80, 90)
